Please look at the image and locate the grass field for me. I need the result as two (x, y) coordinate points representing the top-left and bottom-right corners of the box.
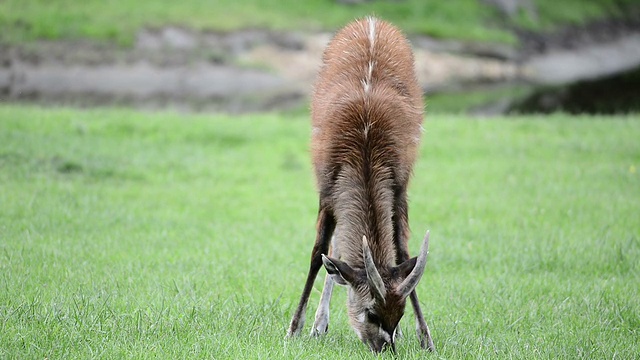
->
(1, 105), (638, 358)
(1, 0), (637, 45)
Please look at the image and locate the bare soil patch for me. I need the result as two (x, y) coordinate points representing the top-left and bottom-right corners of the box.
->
(2, 16), (639, 114)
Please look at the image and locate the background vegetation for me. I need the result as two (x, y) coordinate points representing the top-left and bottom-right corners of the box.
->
(1, 0), (638, 45)
(1, 106), (638, 358)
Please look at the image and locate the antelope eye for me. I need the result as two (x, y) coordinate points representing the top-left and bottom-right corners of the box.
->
(366, 310), (381, 324)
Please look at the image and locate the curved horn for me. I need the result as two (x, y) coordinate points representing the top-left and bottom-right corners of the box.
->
(362, 236), (386, 303)
(397, 230), (430, 298)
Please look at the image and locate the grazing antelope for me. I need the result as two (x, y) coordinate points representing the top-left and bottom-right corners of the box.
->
(286, 17), (434, 352)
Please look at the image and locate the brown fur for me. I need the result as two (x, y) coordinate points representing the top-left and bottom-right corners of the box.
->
(287, 17), (434, 352)
(311, 16), (422, 269)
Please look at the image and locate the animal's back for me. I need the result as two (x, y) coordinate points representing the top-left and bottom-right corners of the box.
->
(310, 17), (424, 264)
(311, 17), (422, 189)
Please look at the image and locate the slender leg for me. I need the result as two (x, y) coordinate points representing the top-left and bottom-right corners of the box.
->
(311, 234), (339, 336)
(310, 272), (334, 336)
(287, 206), (335, 337)
(393, 187), (435, 351)
(408, 290), (435, 351)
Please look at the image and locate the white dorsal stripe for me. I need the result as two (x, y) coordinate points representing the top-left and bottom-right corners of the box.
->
(364, 17), (376, 95)
(368, 17), (376, 53)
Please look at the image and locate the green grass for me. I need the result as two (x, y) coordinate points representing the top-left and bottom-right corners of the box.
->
(1, 105), (639, 358)
(514, 0), (638, 30)
(1, 0), (638, 46)
(426, 85), (534, 114)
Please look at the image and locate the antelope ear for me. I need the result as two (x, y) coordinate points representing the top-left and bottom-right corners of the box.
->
(397, 230), (430, 299)
(396, 256), (418, 278)
(322, 255), (357, 286)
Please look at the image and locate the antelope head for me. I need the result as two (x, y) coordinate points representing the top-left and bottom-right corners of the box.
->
(321, 231), (430, 352)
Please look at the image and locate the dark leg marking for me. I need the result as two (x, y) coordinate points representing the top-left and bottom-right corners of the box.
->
(287, 206), (335, 337)
(393, 186), (435, 351)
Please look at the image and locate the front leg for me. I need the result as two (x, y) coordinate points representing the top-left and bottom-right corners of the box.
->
(287, 206), (335, 337)
(311, 234), (340, 336)
(310, 272), (334, 336)
(408, 290), (435, 351)
(393, 187), (435, 351)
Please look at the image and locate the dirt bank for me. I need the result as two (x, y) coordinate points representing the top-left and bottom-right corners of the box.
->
(1, 27), (522, 113)
(2, 17), (639, 113)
